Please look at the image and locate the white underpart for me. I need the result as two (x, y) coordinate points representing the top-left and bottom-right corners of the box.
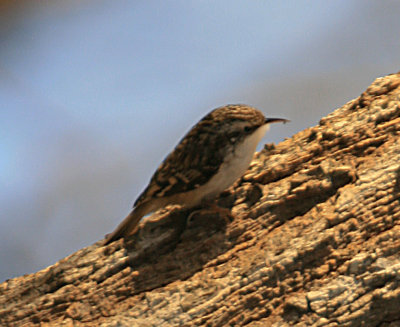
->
(185, 124), (270, 206)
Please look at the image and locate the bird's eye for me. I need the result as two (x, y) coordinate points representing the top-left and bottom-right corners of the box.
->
(229, 131), (240, 143)
(244, 126), (252, 132)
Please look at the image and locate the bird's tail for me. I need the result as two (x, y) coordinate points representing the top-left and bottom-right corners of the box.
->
(104, 204), (148, 245)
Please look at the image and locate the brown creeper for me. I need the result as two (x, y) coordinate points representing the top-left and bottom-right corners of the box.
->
(105, 104), (288, 244)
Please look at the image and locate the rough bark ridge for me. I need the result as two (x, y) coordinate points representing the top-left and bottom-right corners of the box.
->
(2, 73), (400, 327)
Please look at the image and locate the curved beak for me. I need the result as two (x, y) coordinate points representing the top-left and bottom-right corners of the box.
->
(264, 118), (290, 124)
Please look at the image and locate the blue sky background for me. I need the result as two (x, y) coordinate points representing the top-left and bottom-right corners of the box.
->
(1, 1), (400, 281)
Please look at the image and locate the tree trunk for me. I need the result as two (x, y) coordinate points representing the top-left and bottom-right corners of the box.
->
(2, 73), (400, 327)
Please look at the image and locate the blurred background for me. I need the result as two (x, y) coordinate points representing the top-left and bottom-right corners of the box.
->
(1, 0), (399, 281)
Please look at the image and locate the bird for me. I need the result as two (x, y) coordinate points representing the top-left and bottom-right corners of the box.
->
(104, 104), (288, 244)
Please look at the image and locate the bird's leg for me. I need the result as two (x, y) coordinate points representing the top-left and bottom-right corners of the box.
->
(206, 200), (234, 223)
(187, 198), (234, 227)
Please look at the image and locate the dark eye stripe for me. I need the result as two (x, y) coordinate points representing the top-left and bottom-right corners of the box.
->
(244, 126), (256, 133)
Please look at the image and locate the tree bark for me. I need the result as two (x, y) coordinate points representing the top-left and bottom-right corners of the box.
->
(1, 73), (400, 327)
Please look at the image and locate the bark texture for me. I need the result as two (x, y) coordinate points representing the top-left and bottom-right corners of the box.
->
(2, 73), (400, 326)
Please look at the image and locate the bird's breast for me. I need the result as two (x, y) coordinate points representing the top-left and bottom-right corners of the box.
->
(184, 124), (270, 205)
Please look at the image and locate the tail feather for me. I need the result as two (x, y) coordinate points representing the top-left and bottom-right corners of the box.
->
(104, 205), (148, 245)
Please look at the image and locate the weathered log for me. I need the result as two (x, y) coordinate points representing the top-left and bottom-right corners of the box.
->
(1, 73), (400, 327)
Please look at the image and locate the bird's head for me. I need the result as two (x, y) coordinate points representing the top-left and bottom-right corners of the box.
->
(201, 104), (289, 142)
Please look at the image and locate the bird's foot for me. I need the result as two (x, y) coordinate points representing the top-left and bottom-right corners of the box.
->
(187, 200), (234, 229)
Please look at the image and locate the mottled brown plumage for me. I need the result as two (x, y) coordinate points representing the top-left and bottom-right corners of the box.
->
(105, 104), (288, 244)
(134, 105), (266, 206)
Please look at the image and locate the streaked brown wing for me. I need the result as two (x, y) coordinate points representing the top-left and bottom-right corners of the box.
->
(133, 121), (229, 207)
(133, 105), (266, 208)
